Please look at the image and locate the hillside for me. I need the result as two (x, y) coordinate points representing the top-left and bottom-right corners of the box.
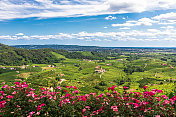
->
(0, 43), (109, 66)
(0, 43), (59, 65)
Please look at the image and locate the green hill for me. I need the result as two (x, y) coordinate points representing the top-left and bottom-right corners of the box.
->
(0, 43), (59, 65)
(0, 43), (107, 66)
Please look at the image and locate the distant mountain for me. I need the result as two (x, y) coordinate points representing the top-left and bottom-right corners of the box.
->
(0, 43), (59, 66)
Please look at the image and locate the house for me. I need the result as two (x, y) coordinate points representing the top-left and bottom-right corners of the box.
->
(162, 63), (167, 66)
(60, 74), (65, 77)
(106, 63), (112, 66)
(95, 69), (106, 73)
(117, 59), (123, 61)
(9, 67), (15, 70)
(95, 66), (101, 69)
(21, 65), (26, 69)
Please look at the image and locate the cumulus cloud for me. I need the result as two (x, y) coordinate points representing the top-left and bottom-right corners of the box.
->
(119, 27), (130, 30)
(153, 12), (176, 21)
(0, 0), (176, 20)
(112, 18), (157, 27)
(15, 33), (24, 36)
(150, 12), (176, 26)
(1, 26), (176, 42)
(105, 16), (116, 20)
(160, 26), (174, 29)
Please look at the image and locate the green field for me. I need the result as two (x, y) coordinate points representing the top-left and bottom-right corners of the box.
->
(1, 49), (176, 95)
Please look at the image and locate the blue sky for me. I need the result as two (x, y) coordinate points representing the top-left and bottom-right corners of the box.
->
(1, 0), (176, 47)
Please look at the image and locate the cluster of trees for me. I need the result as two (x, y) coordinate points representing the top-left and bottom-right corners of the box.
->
(53, 49), (108, 60)
(124, 65), (145, 74)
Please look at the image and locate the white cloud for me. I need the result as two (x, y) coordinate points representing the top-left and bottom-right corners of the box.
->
(105, 16), (116, 20)
(1, 0), (176, 20)
(160, 26), (174, 29)
(153, 12), (176, 20)
(104, 26), (108, 28)
(1, 27), (176, 42)
(152, 12), (176, 25)
(119, 27), (130, 30)
(112, 18), (156, 27)
(147, 29), (160, 32)
(15, 33), (24, 36)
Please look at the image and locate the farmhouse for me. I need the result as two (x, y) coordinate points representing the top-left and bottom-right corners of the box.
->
(95, 69), (106, 73)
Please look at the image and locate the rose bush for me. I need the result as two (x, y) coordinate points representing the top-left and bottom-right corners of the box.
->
(0, 83), (175, 116)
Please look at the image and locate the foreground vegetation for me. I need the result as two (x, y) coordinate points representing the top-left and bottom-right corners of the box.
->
(1, 43), (176, 116)
(0, 82), (175, 116)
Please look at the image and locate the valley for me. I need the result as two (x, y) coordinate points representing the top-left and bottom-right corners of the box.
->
(1, 44), (176, 95)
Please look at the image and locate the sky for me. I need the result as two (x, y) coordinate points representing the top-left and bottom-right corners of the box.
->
(1, 0), (176, 47)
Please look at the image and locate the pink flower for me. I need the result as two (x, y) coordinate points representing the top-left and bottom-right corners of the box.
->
(40, 103), (46, 106)
(40, 88), (46, 91)
(163, 100), (170, 105)
(72, 90), (79, 94)
(16, 105), (20, 107)
(66, 86), (70, 88)
(106, 92), (110, 96)
(90, 92), (96, 96)
(65, 93), (71, 97)
(113, 91), (117, 94)
(85, 106), (90, 110)
(171, 96), (176, 101)
(14, 82), (20, 85)
(156, 90), (163, 93)
(161, 95), (168, 99)
(82, 108), (86, 114)
(123, 86), (129, 90)
(36, 112), (40, 115)
(12, 91), (16, 95)
(56, 86), (61, 90)
(133, 99), (140, 103)
(111, 106), (118, 112)
(108, 86), (116, 91)
(29, 111), (35, 116)
(6, 95), (13, 99)
(155, 115), (160, 117)
(29, 88), (35, 91)
(143, 86), (148, 90)
(74, 86), (77, 89)
(156, 97), (161, 101)
(2, 85), (9, 89)
(97, 93), (104, 98)
(0, 100), (6, 108)
(81, 97), (87, 101)
(37, 103), (46, 111)
(0, 91), (4, 95)
(72, 101), (75, 105)
(133, 103), (139, 108)
(64, 90), (67, 92)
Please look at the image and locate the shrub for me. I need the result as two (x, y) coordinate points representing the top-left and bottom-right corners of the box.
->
(0, 82), (175, 116)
